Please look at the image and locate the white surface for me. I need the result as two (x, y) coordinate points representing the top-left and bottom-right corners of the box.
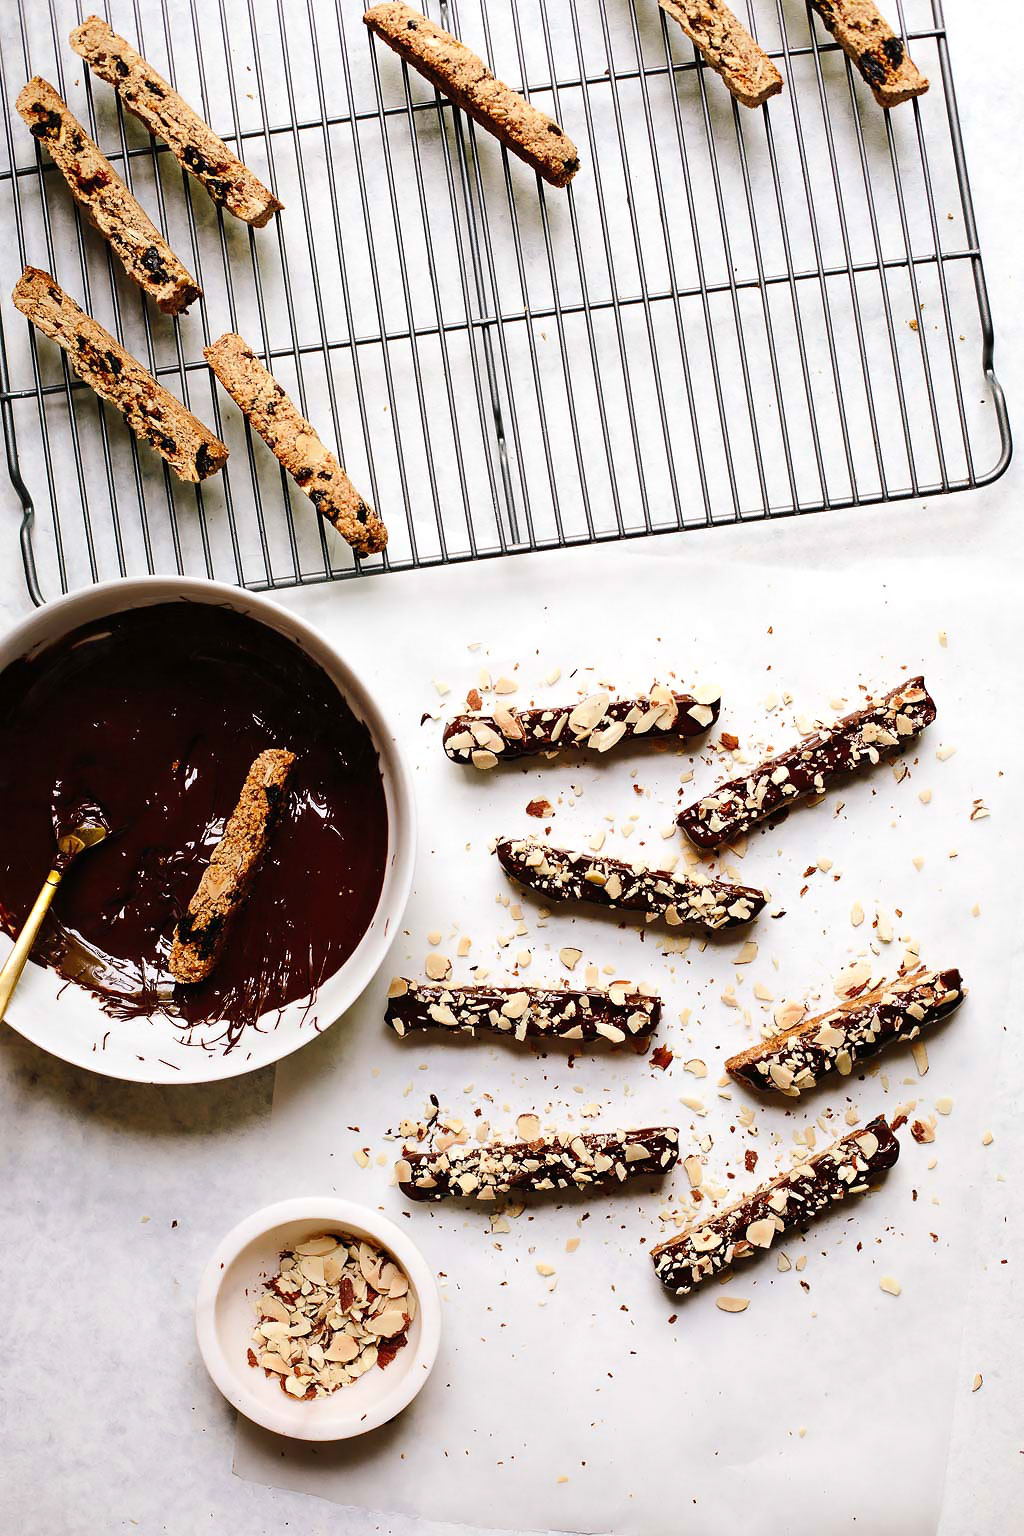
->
(1, 3), (1022, 1535)
(195, 1198), (441, 1439)
(0, 577), (416, 1082)
(230, 550), (1023, 1536)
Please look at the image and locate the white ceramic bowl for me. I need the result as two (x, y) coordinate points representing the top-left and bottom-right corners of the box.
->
(196, 1197), (441, 1440)
(0, 577), (415, 1083)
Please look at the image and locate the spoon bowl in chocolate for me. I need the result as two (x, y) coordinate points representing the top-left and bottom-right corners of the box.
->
(0, 799), (110, 1023)
(0, 578), (416, 1083)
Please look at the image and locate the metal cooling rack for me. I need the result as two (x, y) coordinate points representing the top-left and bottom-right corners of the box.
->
(0, 0), (1011, 604)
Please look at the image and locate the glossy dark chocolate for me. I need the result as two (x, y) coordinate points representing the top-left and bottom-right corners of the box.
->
(0, 602), (387, 1048)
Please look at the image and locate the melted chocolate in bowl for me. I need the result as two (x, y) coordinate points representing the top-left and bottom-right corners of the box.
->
(0, 602), (388, 1048)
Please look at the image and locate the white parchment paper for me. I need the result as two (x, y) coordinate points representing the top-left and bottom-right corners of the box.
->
(232, 538), (1022, 1535)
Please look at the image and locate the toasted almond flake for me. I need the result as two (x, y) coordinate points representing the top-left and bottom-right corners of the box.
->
(352, 1148), (370, 1169)
(565, 1237), (580, 1253)
(835, 958), (872, 998)
(936, 744), (956, 762)
(457, 935), (472, 957)
(683, 1058), (707, 1078)
(432, 678), (450, 696)
(935, 1096), (953, 1115)
(735, 941), (758, 965)
(777, 1252), (792, 1273)
(971, 1373), (983, 1391)
(559, 947), (582, 971)
(879, 1275), (902, 1296)
(516, 1113), (542, 1141)
(425, 953), (451, 981)
(981, 1131), (994, 1146)
(753, 982), (774, 1002)
(716, 1295), (750, 1313)
(387, 976), (409, 999)
(471, 749), (499, 770)
(683, 1155), (703, 1188)
(911, 1039), (929, 1076)
(545, 666), (561, 685)
(536, 1262), (556, 1277)
(745, 1218), (776, 1249)
(919, 788), (933, 804)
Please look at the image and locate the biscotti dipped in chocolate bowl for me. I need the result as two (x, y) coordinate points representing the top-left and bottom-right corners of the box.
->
(727, 966), (964, 1097)
(363, 4), (580, 188)
(386, 978), (661, 1046)
(677, 676), (936, 850)
(496, 835), (767, 932)
(169, 749), (296, 985)
(69, 15), (283, 225)
(12, 268), (227, 482)
(16, 78), (200, 315)
(650, 1116), (899, 1296)
(397, 1125), (680, 1202)
(443, 684), (721, 768)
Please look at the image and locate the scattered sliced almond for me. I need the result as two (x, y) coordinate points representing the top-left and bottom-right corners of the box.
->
(715, 1295), (750, 1313)
(879, 1276), (902, 1297)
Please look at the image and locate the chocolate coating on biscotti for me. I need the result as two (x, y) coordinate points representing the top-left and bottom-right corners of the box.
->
(204, 332), (386, 556)
(678, 676), (936, 850)
(17, 78), (200, 315)
(809, 0), (928, 107)
(364, 3), (580, 188)
(659, 0), (783, 107)
(496, 835), (766, 932)
(397, 1125), (679, 1202)
(728, 966), (964, 1096)
(69, 15), (283, 224)
(444, 685), (721, 768)
(386, 978), (661, 1045)
(651, 1115), (899, 1295)
(12, 267), (227, 482)
(169, 748), (294, 984)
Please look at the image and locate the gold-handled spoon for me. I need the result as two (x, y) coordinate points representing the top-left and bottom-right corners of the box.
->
(0, 801), (110, 1022)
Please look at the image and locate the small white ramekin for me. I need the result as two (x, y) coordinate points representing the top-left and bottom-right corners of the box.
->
(195, 1197), (441, 1440)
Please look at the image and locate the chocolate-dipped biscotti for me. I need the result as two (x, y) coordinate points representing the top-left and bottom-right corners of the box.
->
(386, 978), (661, 1045)
(12, 267), (227, 482)
(364, 3), (580, 188)
(398, 1125), (679, 1201)
(69, 15), (283, 225)
(169, 748), (294, 984)
(660, 0), (783, 108)
(651, 1115), (898, 1295)
(727, 966), (964, 1096)
(443, 685), (721, 768)
(204, 332), (387, 557)
(496, 835), (766, 932)
(678, 676), (936, 849)
(808, 1), (928, 108)
(17, 78), (200, 315)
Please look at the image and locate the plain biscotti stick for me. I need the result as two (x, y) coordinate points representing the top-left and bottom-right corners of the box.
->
(17, 79), (200, 315)
(69, 15), (283, 225)
(204, 332), (387, 557)
(659, 0), (783, 108)
(808, 0), (928, 107)
(364, 3), (580, 188)
(169, 748), (295, 985)
(12, 267), (227, 482)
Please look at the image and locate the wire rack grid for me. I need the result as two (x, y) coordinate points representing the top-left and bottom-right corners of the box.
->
(0, 0), (1011, 604)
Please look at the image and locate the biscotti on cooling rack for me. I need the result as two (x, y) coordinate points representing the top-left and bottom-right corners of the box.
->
(204, 332), (387, 556)
(660, 0), (783, 107)
(17, 77), (200, 315)
(809, 0), (928, 107)
(364, 3), (580, 188)
(12, 267), (227, 482)
(69, 14), (283, 225)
